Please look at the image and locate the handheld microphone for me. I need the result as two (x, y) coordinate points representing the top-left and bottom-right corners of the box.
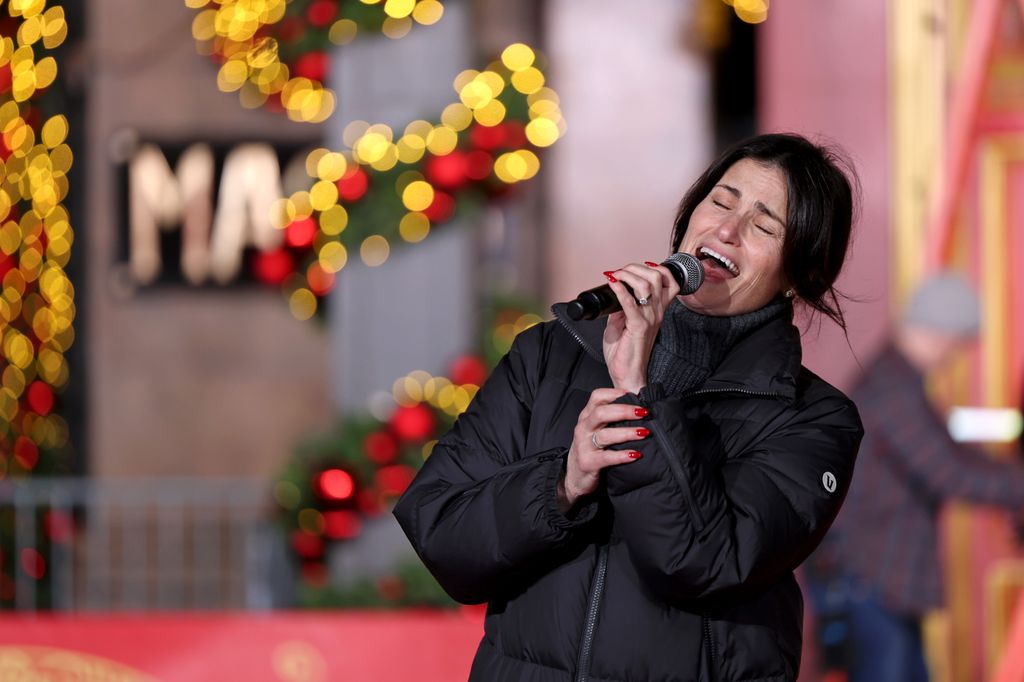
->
(565, 253), (705, 321)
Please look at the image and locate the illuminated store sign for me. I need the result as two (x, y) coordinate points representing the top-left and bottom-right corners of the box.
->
(118, 140), (312, 287)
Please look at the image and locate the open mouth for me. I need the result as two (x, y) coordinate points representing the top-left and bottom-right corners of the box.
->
(697, 246), (739, 277)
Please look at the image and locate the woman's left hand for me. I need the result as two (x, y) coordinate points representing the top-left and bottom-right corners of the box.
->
(602, 262), (680, 394)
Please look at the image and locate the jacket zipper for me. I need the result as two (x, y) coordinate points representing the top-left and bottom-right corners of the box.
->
(553, 310), (602, 362)
(553, 322), (781, 681)
(702, 615), (719, 682)
(552, 309), (608, 682)
(684, 387), (783, 401)
(574, 543), (609, 682)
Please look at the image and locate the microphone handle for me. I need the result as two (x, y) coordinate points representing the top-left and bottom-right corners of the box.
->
(565, 282), (635, 321)
(564, 254), (703, 321)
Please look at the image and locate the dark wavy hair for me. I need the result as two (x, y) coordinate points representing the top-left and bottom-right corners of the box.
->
(669, 133), (860, 331)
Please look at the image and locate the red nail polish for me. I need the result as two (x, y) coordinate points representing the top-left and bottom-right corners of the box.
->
(634, 407), (649, 417)
(627, 451), (643, 460)
(636, 428), (650, 438)
(603, 271), (617, 283)
(644, 261), (659, 267)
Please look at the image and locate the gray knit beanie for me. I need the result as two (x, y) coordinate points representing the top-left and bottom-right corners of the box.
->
(904, 272), (981, 335)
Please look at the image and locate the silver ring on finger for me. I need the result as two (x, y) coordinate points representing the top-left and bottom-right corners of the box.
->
(591, 431), (603, 450)
(637, 295), (650, 306)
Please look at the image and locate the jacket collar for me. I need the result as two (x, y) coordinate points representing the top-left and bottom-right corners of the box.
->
(551, 301), (801, 402)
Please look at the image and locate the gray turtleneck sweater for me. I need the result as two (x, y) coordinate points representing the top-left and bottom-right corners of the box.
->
(646, 297), (791, 396)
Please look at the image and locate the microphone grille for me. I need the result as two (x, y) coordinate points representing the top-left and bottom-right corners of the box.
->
(665, 252), (705, 295)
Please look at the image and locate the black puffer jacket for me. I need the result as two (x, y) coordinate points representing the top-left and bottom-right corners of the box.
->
(394, 303), (862, 682)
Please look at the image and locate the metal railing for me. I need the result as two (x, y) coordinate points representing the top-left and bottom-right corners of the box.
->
(0, 477), (287, 611)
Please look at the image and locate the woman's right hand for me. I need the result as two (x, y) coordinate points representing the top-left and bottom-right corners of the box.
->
(559, 387), (651, 512)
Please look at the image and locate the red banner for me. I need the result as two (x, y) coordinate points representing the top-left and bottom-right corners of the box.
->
(0, 609), (484, 681)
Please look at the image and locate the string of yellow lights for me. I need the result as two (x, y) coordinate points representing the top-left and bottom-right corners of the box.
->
(0, 0), (74, 472)
(187, 0), (446, 121)
(271, 43), (564, 321)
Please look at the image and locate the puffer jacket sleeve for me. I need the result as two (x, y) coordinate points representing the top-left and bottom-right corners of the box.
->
(393, 323), (598, 604)
(604, 382), (863, 601)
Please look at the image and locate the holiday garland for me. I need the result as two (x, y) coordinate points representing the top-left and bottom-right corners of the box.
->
(0, 0), (75, 608)
(189, 3), (563, 606)
(275, 296), (543, 606)
(184, 0), (767, 126)
(185, 2), (563, 320)
(0, 2), (72, 471)
(251, 43), (563, 322)
(187, 0), (445, 121)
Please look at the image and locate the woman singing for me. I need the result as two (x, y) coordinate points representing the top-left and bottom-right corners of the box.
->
(394, 133), (864, 682)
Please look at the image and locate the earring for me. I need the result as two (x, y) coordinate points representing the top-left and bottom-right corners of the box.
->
(784, 289), (795, 299)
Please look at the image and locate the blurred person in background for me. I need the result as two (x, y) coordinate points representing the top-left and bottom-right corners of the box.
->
(395, 133), (864, 682)
(809, 272), (1024, 682)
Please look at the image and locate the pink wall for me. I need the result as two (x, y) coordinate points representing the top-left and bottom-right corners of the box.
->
(545, 1), (713, 307)
(759, 5), (892, 679)
(759, 0), (892, 392)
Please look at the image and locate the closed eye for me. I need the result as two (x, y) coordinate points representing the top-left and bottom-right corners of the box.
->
(756, 225), (775, 236)
(712, 200), (730, 209)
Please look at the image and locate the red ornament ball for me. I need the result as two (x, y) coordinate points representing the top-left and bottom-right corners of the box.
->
(364, 431), (399, 465)
(375, 464), (416, 497)
(390, 404), (436, 443)
(252, 248), (294, 285)
(13, 437), (38, 471)
(277, 16), (306, 43)
(26, 381), (54, 416)
(465, 151), (493, 181)
(469, 123), (509, 151)
(318, 468), (356, 501)
(336, 166), (369, 202)
(423, 151), (469, 191)
(292, 51), (329, 83)
(503, 120), (528, 148)
(449, 355), (488, 386)
(323, 510), (362, 540)
(306, 0), (339, 27)
(0, 253), (14, 281)
(422, 190), (455, 223)
(285, 216), (318, 248)
(357, 488), (384, 517)
(291, 530), (324, 559)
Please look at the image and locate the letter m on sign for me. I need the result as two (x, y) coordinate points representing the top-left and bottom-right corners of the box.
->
(127, 143), (285, 286)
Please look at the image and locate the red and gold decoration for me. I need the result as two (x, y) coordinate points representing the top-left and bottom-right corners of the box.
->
(0, 0), (76, 611)
(252, 43), (563, 322)
(0, 3), (74, 473)
(185, 1), (562, 322)
(187, 0), (445, 121)
(274, 298), (540, 606)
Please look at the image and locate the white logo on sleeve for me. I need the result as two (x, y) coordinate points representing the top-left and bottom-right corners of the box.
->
(822, 471), (837, 493)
